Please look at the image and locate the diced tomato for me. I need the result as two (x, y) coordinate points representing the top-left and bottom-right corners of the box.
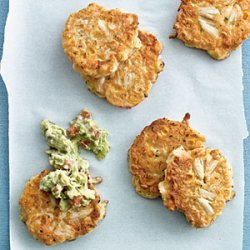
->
(80, 140), (90, 149)
(81, 110), (90, 119)
(95, 130), (101, 139)
(67, 126), (79, 137)
(72, 195), (82, 205)
(64, 159), (72, 165)
(90, 127), (95, 134)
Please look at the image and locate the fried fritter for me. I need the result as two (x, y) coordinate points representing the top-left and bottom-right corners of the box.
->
(84, 30), (164, 108)
(158, 146), (234, 228)
(62, 3), (141, 78)
(19, 170), (107, 246)
(171, 0), (250, 59)
(128, 114), (205, 199)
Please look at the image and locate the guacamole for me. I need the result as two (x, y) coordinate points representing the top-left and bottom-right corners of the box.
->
(67, 109), (109, 160)
(40, 120), (93, 211)
(41, 120), (89, 171)
(40, 167), (95, 211)
(41, 120), (77, 154)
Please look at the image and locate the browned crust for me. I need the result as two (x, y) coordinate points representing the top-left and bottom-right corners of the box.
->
(160, 147), (234, 227)
(172, 0), (250, 59)
(19, 170), (106, 246)
(62, 3), (140, 77)
(84, 30), (164, 108)
(128, 114), (205, 198)
(104, 31), (164, 108)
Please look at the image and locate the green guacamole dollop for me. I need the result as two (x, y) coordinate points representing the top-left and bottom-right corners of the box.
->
(40, 120), (94, 211)
(67, 109), (109, 160)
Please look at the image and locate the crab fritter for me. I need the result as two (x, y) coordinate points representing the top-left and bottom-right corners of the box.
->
(62, 3), (141, 78)
(128, 114), (205, 199)
(171, 0), (250, 60)
(19, 170), (107, 246)
(158, 146), (234, 228)
(84, 30), (164, 108)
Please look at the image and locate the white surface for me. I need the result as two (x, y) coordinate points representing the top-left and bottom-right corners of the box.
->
(1, 0), (248, 249)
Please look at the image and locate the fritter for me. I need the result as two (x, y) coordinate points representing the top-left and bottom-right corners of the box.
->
(159, 146), (234, 228)
(62, 3), (141, 78)
(19, 170), (107, 246)
(128, 114), (205, 199)
(171, 0), (250, 59)
(84, 30), (164, 108)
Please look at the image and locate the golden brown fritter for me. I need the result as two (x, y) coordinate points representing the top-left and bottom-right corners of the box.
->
(19, 170), (107, 246)
(84, 30), (164, 108)
(62, 3), (141, 78)
(159, 146), (234, 228)
(171, 0), (250, 59)
(128, 114), (205, 199)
